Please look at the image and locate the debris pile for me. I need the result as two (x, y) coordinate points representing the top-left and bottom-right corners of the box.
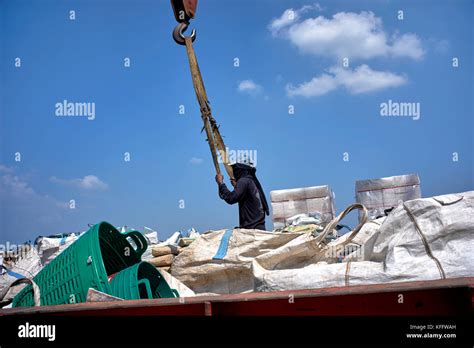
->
(169, 191), (474, 295)
(141, 229), (199, 274)
(271, 185), (336, 230)
(150, 245), (180, 272)
(355, 173), (421, 221)
(1, 173), (472, 308)
(36, 232), (80, 265)
(0, 245), (42, 306)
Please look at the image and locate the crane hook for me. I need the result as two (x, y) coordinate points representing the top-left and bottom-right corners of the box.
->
(173, 22), (196, 45)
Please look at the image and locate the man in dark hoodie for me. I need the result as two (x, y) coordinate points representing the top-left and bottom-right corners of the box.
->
(215, 158), (269, 231)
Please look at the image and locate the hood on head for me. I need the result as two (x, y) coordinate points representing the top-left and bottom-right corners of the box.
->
(231, 163), (255, 181)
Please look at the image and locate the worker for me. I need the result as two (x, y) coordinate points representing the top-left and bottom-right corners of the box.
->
(215, 157), (269, 231)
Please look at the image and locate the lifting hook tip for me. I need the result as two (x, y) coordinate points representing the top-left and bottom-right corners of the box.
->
(173, 22), (196, 45)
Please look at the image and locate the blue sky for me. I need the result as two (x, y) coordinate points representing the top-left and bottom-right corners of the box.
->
(0, 0), (472, 244)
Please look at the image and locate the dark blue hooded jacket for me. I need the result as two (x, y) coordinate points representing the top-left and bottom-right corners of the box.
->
(218, 163), (269, 230)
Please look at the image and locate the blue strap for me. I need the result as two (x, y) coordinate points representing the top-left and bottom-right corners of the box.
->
(2, 266), (26, 279)
(60, 236), (67, 245)
(212, 229), (233, 260)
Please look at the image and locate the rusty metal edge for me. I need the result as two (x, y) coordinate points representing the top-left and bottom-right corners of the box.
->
(1, 276), (472, 316)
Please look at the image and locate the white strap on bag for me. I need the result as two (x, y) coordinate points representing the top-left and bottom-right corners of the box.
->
(402, 202), (446, 279)
(315, 203), (368, 286)
(304, 203), (368, 268)
(315, 203), (369, 247)
(0, 278), (41, 306)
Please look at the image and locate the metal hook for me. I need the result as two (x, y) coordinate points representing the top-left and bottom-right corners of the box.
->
(173, 22), (196, 45)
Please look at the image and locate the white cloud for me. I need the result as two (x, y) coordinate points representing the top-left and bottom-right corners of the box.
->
(269, 4), (323, 36)
(237, 80), (263, 95)
(273, 10), (424, 60)
(269, 9), (299, 35)
(286, 65), (407, 97)
(287, 73), (339, 97)
(1, 173), (35, 196)
(189, 157), (203, 165)
(0, 164), (14, 174)
(50, 175), (108, 190)
(334, 65), (407, 94)
(390, 33), (425, 59)
(0, 166), (70, 243)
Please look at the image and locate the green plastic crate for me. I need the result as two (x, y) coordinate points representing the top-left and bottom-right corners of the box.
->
(109, 261), (179, 300)
(12, 221), (147, 307)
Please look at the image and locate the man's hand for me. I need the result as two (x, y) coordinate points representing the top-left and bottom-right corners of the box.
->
(215, 174), (224, 184)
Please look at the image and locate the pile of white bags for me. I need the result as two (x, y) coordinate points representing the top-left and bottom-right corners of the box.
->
(36, 233), (78, 265)
(271, 185), (336, 229)
(138, 229), (160, 262)
(254, 191), (474, 291)
(0, 245), (43, 305)
(144, 228), (200, 272)
(355, 173), (421, 222)
(172, 191), (474, 294)
(171, 229), (303, 294)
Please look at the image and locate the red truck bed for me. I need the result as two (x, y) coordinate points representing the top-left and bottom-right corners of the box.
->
(1, 277), (472, 317)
